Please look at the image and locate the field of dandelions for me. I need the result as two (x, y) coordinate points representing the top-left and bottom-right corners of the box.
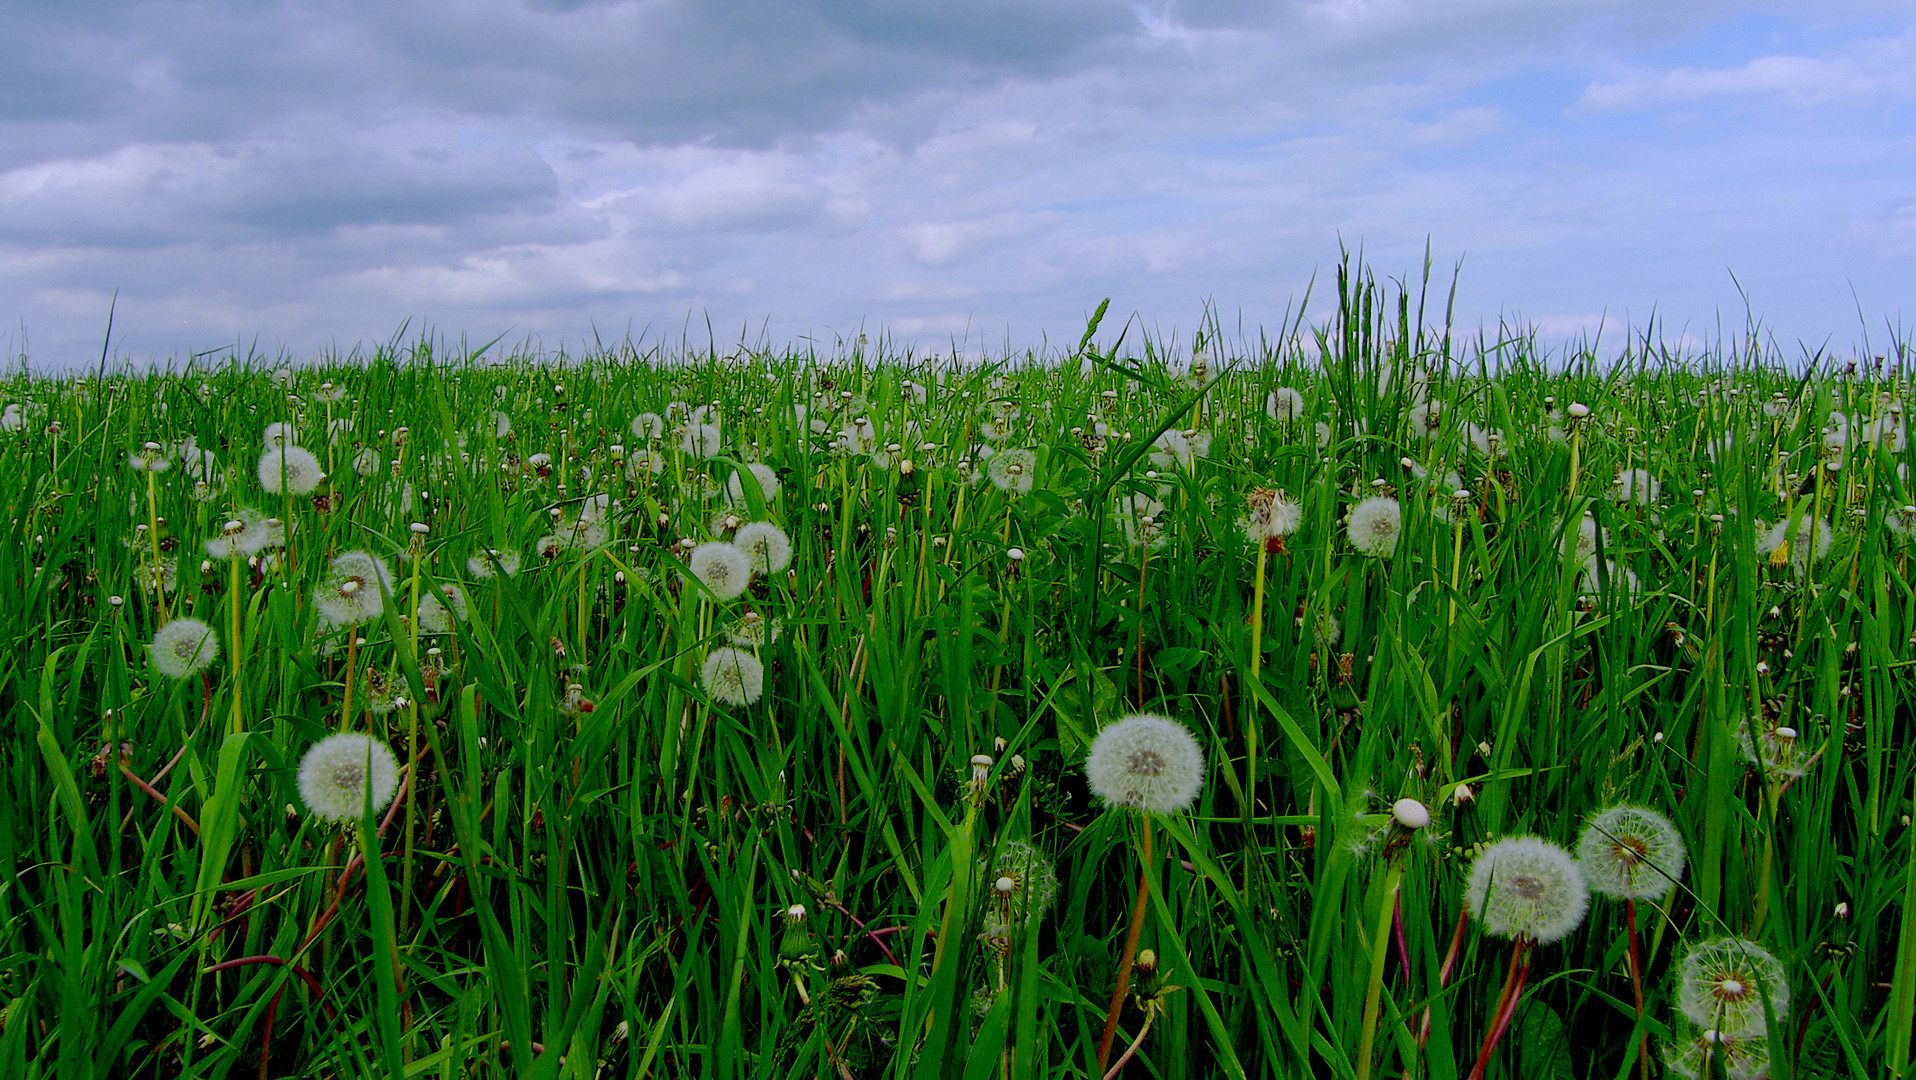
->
(7, 282), (1916, 1080)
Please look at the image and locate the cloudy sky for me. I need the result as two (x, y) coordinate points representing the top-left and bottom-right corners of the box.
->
(3, 1), (1913, 369)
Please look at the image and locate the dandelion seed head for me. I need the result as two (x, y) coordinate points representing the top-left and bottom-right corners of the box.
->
(732, 521), (793, 574)
(690, 541), (754, 600)
(1575, 805), (1686, 901)
(701, 646), (766, 706)
(1346, 495), (1402, 558)
(297, 733), (401, 824)
(1675, 937), (1788, 1037)
(1084, 713), (1205, 815)
(257, 445), (324, 495)
(1464, 836), (1589, 944)
(149, 618), (219, 679)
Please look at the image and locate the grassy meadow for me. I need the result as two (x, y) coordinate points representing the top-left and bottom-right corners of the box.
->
(4, 272), (1916, 1079)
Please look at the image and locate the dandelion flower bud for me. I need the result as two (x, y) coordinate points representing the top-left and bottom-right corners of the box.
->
(1574, 805), (1686, 901)
(1674, 937), (1788, 1036)
(1567, 402), (1590, 418)
(1391, 798), (1430, 830)
(149, 618), (219, 679)
(1464, 836), (1589, 944)
(1006, 547), (1025, 562)
(297, 733), (400, 823)
(1084, 713), (1205, 815)
(1834, 901), (1850, 920)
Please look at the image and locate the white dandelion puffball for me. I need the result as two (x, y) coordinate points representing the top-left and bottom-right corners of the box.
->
(680, 422), (723, 459)
(733, 522), (793, 574)
(466, 547), (521, 578)
(315, 550), (392, 628)
(417, 584), (470, 634)
(701, 647), (766, 706)
(257, 445), (324, 495)
(689, 541), (754, 600)
(1347, 495), (1402, 558)
(1266, 386), (1306, 422)
(1675, 937), (1789, 1037)
(1084, 713), (1205, 815)
(728, 462), (781, 503)
(1464, 836), (1590, 944)
(297, 733), (401, 824)
(986, 447), (1037, 493)
(1575, 805), (1686, 901)
(630, 412), (666, 440)
(149, 618), (219, 679)
(261, 421), (298, 447)
(626, 448), (666, 478)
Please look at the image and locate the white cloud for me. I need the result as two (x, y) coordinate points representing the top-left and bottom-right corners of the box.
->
(1580, 30), (1916, 110)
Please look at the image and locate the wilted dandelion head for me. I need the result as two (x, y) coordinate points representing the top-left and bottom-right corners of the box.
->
(315, 550), (392, 628)
(128, 448), (172, 473)
(149, 618), (219, 679)
(986, 448), (1037, 493)
(1675, 937), (1788, 1037)
(1662, 1027), (1771, 1080)
(257, 445), (324, 495)
(1084, 713), (1205, 815)
(689, 541), (754, 600)
(466, 547), (521, 578)
(1346, 495), (1402, 558)
(1736, 718), (1812, 780)
(733, 521), (793, 574)
(725, 611), (782, 648)
(297, 733), (401, 824)
(1464, 836), (1589, 944)
(1756, 516), (1833, 576)
(979, 839), (1059, 937)
(1120, 493), (1166, 549)
(1575, 805), (1686, 901)
(1242, 487), (1301, 544)
(701, 646), (766, 706)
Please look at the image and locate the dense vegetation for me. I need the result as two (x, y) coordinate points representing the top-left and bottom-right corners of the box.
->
(4, 270), (1914, 1078)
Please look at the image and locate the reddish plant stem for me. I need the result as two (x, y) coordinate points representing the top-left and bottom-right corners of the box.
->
(1095, 819), (1153, 1075)
(1417, 907), (1471, 1050)
(1626, 900), (1649, 1080)
(1466, 938), (1533, 1080)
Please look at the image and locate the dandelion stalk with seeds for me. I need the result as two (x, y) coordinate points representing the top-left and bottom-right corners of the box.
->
(1576, 805), (1687, 1080)
(1085, 712), (1204, 1074)
(1461, 836), (1590, 1080)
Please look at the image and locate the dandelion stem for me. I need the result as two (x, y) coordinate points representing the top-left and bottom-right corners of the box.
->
(1356, 860), (1405, 1080)
(1467, 936), (1532, 1080)
(1096, 815), (1153, 1074)
(1626, 898), (1649, 1080)
(228, 552), (244, 736)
